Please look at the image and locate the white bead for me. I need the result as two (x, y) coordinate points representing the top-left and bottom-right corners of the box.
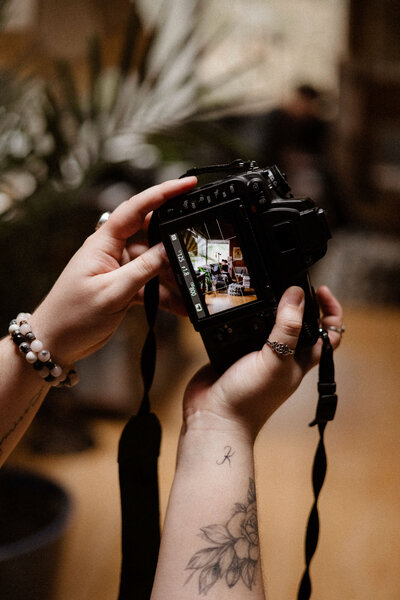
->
(25, 351), (37, 364)
(8, 324), (20, 334)
(30, 339), (43, 353)
(51, 365), (62, 377)
(38, 349), (50, 362)
(16, 312), (31, 324)
(20, 323), (32, 335)
(38, 367), (50, 378)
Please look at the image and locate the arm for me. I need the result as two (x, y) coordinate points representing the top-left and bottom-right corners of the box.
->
(151, 286), (343, 599)
(0, 177), (197, 465)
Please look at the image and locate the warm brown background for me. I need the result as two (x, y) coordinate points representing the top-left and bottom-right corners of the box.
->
(2, 1), (400, 598)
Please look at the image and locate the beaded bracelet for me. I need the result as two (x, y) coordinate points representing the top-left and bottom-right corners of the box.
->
(8, 313), (79, 388)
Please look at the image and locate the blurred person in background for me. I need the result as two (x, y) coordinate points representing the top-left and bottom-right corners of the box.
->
(259, 83), (345, 228)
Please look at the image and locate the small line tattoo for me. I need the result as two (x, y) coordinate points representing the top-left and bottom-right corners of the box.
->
(216, 445), (235, 467)
(0, 388), (44, 455)
(185, 478), (259, 595)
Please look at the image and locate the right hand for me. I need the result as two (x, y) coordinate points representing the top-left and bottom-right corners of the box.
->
(183, 285), (343, 440)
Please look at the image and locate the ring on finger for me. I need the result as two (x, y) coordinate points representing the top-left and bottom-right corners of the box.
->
(95, 211), (111, 231)
(327, 325), (345, 336)
(266, 339), (295, 357)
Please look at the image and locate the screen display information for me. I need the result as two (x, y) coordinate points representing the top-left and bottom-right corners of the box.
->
(172, 215), (259, 319)
(169, 233), (207, 318)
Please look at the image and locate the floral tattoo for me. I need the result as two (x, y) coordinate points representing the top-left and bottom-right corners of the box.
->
(185, 478), (259, 595)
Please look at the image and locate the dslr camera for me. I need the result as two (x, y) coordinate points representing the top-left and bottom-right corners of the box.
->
(152, 160), (331, 373)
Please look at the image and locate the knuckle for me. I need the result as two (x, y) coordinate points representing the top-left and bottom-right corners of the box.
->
(135, 252), (155, 278)
(278, 317), (303, 337)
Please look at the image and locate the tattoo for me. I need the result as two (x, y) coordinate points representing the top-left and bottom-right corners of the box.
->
(216, 446), (235, 467)
(185, 478), (259, 595)
(0, 388), (44, 455)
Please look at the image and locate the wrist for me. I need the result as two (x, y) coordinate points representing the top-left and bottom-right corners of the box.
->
(10, 312), (79, 388)
(183, 406), (259, 444)
(178, 409), (256, 468)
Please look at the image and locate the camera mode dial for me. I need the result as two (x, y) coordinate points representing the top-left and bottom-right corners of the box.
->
(264, 165), (291, 197)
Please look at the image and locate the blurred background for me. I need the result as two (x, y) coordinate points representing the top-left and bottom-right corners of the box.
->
(0, 0), (399, 598)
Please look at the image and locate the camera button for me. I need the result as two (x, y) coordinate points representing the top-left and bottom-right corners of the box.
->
(258, 195), (267, 206)
(166, 207), (176, 218)
(182, 199), (189, 210)
(190, 200), (197, 210)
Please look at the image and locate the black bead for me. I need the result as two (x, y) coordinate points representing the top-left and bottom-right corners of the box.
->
(19, 342), (30, 354)
(45, 360), (55, 371)
(33, 360), (44, 371)
(25, 332), (36, 342)
(12, 333), (24, 346)
(44, 374), (55, 382)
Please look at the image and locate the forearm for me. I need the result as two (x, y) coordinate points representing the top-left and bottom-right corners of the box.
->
(151, 412), (265, 599)
(0, 335), (50, 464)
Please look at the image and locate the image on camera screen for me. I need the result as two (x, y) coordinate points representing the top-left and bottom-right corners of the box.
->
(180, 216), (259, 317)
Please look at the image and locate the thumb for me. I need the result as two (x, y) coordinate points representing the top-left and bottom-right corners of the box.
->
(263, 286), (305, 360)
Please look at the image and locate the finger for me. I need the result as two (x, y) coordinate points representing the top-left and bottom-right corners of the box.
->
(261, 286), (305, 363)
(100, 242), (169, 309)
(317, 286), (343, 349)
(100, 177), (197, 242)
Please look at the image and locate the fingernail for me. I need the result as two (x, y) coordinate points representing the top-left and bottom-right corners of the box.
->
(284, 286), (304, 307)
(158, 242), (168, 260)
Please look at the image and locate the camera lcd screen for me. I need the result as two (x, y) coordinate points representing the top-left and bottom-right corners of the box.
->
(170, 215), (259, 319)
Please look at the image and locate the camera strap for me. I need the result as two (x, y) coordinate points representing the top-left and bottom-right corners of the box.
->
(179, 158), (258, 177)
(297, 328), (338, 600)
(117, 215), (162, 600)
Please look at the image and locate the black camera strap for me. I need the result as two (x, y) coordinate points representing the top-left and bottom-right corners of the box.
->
(179, 158), (258, 178)
(297, 328), (338, 600)
(117, 216), (162, 600)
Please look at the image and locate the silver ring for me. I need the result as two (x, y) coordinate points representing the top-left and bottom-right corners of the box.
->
(95, 211), (111, 231)
(327, 325), (345, 335)
(266, 339), (295, 356)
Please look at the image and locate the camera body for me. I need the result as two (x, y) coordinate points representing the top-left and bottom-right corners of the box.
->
(153, 160), (331, 373)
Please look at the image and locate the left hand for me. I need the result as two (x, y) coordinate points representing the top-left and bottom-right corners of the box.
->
(29, 177), (197, 366)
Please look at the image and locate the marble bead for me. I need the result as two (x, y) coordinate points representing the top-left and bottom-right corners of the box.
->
(18, 342), (30, 354)
(51, 365), (62, 378)
(38, 367), (50, 378)
(30, 339), (43, 353)
(25, 351), (38, 364)
(38, 349), (51, 362)
(8, 323), (20, 335)
(20, 323), (32, 335)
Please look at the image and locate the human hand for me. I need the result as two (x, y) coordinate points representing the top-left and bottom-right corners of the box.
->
(29, 177), (197, 366)
(183, 285), (343, 440)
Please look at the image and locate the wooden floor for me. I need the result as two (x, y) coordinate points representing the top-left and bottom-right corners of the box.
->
(205, 290), (257, 314)
(6, 300), (400, 600)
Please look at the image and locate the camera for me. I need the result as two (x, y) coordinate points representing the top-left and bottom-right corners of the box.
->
(152, 160), (331, 373)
